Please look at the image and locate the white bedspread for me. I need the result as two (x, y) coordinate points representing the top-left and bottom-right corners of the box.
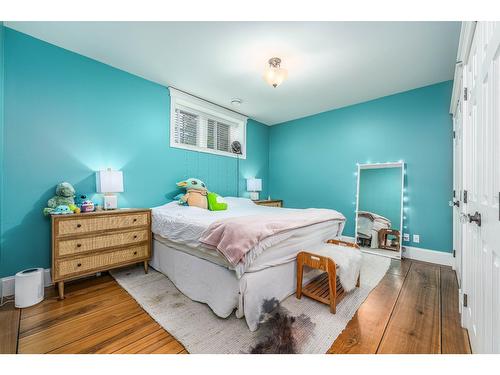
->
(152, 197), (345, 278)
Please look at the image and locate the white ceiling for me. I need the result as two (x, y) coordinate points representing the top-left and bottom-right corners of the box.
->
(6, 21), (461, 125)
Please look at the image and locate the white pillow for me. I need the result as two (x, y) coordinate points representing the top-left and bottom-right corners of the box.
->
(223, 197), (256, 208)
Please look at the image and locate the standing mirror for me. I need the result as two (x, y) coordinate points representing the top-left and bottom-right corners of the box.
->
(355, 162), (404, 259)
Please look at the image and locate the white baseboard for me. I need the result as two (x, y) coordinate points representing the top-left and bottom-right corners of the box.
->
(342, 236), (454, 267)
(402, 246), (454, 267)
(1, 269), (52, 298)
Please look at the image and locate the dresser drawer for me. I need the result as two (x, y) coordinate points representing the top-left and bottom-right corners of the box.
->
(56, 212), (149, 236)
(55, 245), (149, 279)
(56, 229), (149, 257)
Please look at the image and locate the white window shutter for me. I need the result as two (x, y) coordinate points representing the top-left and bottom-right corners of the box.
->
(216, 121), (230, 152)
(174, 108), (199, 146)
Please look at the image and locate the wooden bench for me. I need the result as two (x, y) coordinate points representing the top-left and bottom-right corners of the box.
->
(296, 239), (360, 314)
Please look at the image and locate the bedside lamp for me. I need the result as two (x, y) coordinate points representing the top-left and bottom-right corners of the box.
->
(246, 178), (262, 201)
(96, 169), (124, 210)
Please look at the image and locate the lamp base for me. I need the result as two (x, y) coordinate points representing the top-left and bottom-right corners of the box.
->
(249, 192), (259, 201)
(103, 194), (118, 210)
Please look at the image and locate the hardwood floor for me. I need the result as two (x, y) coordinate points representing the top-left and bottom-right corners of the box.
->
(1, 258), (470, 354)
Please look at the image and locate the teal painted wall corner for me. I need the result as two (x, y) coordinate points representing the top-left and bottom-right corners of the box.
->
(269, 81), (453, 252)
(0, 28), (269, 277)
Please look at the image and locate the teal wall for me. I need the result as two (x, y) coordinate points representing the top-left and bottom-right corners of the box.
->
(0, 23), (5, 277)
(0, 28), (269, 277)
(358, 167), (402, 231)
(269, 81), (453, 252)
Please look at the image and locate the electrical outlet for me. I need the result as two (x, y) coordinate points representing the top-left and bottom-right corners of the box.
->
(413, 234), (420, 243)
(403, 233), (410, 242)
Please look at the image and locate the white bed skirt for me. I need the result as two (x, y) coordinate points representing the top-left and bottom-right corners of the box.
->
(151, 239), (319, 331)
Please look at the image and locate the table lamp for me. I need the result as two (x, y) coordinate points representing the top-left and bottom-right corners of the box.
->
(96, 168), (124, 210)
(246, 178), (262, 201)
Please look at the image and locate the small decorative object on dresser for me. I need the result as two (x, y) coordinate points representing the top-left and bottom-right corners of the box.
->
(51, 208), (152, 299)
(253, 199), (283, 208)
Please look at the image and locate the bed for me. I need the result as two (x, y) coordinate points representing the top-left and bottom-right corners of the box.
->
(150, 197), (346, 331)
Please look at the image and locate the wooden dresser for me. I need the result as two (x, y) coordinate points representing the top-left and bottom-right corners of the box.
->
(51, 208), (152, 299)
(254, 199), (283, 208)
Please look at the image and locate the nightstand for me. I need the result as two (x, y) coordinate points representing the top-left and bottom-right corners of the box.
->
(51, 208), (152, 299)
(254, 199), (283, 208)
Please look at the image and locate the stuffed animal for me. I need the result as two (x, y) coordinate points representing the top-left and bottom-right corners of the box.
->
(207, 192), (228, 211)
(51, 205), (73, 215)
(174, 178), (228, 211)
(43, 182), (76, 216)
(175, 178), (208, 209)
(78, 195), (95, 212)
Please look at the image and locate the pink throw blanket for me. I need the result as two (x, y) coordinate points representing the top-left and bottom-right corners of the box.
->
(199, 209), (346, 266)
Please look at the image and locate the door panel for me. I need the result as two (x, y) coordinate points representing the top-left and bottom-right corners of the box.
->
(461, 21), (500, 354)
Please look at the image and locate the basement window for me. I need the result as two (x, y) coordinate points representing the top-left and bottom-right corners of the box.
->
(169, 87), (247, 159)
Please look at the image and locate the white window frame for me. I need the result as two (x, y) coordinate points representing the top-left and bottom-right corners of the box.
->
(169, 87), (247, 159)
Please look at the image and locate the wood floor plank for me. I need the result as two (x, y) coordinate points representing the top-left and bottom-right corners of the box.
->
(440, 267), (471, 354)
(387, 258), (412, 277)
(21, 277), (116, 319)
(377, 261), (441, 354)
(48, 313), (159, 354)
(112, 329), (171, 354)
(0, 302), (20, 354)
(149, 338), (186, 354)
(18, 299), (143, 353)
(20, 286), (128, 337)
(139, 334), (177, 354)
(328, 272), (405, 353)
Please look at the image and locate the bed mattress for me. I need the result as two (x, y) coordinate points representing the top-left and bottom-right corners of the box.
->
(152, 197), (345, 278)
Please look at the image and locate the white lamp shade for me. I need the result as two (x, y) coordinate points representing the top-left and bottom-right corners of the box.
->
(96, 170), (124, 193)
(246, 178), (262, 192)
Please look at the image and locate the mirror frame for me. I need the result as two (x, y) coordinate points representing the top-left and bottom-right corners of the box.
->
(354, 161), (405, 259)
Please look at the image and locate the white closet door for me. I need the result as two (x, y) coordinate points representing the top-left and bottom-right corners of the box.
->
(462, 21), (500, 354)
(462, 28), (481, 351)
(476, 21), (500, 354)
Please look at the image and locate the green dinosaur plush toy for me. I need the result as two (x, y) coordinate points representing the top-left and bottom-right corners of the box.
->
(174, 178), (227, 211)
(43, 182), (76, 216)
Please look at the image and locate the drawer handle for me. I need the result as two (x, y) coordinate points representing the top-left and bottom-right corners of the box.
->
(133, 251), (138, 255)
(77, 263), (82, 267)
(76, 224), (82, 228)
(133, 218), (137, 222)
(76, 243), (82, 248)
(133, 235), (138, 239)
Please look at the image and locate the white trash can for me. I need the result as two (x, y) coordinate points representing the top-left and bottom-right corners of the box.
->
(15, 268), (44, 308)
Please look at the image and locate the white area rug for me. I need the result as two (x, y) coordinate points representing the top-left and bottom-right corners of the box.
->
(111, 253), (390, 354)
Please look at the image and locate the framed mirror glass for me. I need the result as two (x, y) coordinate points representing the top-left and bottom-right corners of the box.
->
(355, 162), (404, 259)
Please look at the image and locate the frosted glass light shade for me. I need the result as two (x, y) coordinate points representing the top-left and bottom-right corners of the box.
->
(246, 178), (262, 192)
(263, 66), (288, 88)
(96, 169), (124, 193)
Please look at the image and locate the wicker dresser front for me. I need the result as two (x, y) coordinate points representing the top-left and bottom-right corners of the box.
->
(51, 209), (151, 299)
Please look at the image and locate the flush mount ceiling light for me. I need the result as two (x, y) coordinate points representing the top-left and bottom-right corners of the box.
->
(263, 57), (288, 88)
